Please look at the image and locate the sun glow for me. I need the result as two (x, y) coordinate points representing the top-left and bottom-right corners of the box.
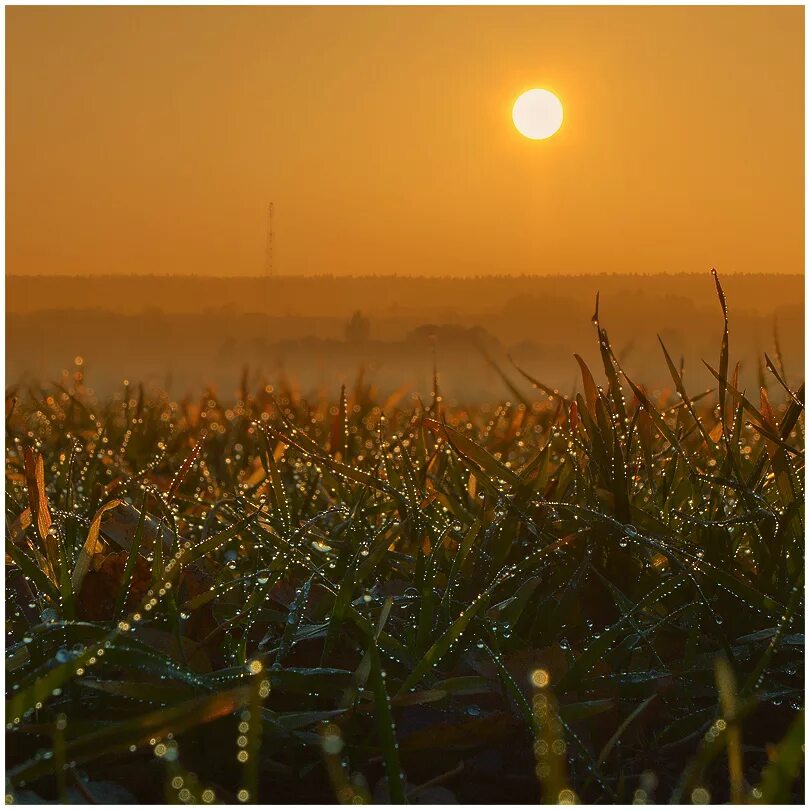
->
(512, 89), (564, 140)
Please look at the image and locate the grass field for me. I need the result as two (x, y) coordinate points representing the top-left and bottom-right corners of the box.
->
(5, 273), (804, 804)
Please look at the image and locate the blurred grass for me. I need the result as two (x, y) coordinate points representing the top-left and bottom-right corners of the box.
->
(5, 272), (804, 804)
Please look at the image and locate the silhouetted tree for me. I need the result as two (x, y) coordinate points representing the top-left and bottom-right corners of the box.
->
(345, 310), (370, 344)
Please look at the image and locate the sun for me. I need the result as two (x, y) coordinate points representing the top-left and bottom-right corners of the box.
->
(512, 89), (564, 140)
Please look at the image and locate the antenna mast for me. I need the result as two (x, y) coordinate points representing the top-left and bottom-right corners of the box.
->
(265, 202), (274, 279)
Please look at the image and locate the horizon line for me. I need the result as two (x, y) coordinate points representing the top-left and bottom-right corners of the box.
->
(7, 270), (804, 281)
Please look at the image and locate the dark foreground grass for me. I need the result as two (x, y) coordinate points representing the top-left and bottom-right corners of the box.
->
(5, 273), (804, 804)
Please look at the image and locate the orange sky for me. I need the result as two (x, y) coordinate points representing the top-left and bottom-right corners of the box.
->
(6, 6), (804, 277)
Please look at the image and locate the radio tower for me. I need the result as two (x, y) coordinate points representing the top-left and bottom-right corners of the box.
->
(265, 202), (274, 279)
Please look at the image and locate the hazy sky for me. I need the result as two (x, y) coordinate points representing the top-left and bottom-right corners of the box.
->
(7, 6), (804, 277)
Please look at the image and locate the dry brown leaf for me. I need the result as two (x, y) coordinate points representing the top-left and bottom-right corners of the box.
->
(76, 549), (151, 622)
(72, 500), (124, 593)
(760, 387), (778, 433)
(97, 500), (171, 553)
(23, 447), (52, 542)
(8, 507), (32, 546)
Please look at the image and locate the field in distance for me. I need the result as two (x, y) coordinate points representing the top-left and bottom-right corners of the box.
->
(6, 273), (804, 400)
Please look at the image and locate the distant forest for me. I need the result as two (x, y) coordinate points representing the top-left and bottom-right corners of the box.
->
(7, 273), (803, 401)
(7, 273), (803, 317)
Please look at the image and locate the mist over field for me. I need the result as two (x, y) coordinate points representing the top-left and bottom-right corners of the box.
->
(7, 273), (803, 401)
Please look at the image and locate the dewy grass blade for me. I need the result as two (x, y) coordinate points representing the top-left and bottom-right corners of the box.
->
(113, 490), (148, 622)
(9, 687), (253, 784)
(396, 589), (491, 696)
(368, 639), (407, 803)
